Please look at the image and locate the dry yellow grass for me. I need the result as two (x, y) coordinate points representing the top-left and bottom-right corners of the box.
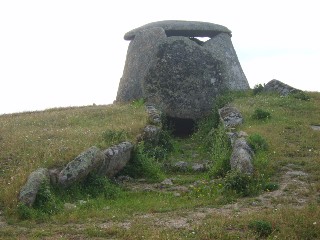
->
(0, 103), (147, 210)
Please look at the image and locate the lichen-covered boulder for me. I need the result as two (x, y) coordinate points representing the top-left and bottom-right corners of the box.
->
(146, 105), (162, 125)
(19, 168), (50, 206)
(219, 106), (243, 128)
(58, 146), (104, 188)
(144, 37), (227, 120)
(140, 125), (161, 144)
(230, 138), (254, 174)
(97, 142), (133, 178)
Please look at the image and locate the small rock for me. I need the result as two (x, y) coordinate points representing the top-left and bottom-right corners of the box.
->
(140, 125), (161, 144)
(79, 200), (87, 205)
(173, 192), (181, 197)
(219, 106), (243, 128)
(192, 163), (206, 172)
(161, 178), (173, 186)
(116, 175), (133, 182)
(143, 187), (154, 192)
(237, 131), (248, 138)
(64, 203), (77, 211)
(311, 125), (320, 131)
(171, 186), (189, 193)
(173, 161), (189, 171)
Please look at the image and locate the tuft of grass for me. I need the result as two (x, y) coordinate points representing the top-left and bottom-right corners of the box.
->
(247, 133), (268, 152)
(119, 142), (165, 182)
(223, 170), (253, 196)
(208, 125), (232, 178)
(252, 108), (271, 120)
(248, 220), (274, 237)
(290, 91), (310, 101)
(253, 83), (265, 95)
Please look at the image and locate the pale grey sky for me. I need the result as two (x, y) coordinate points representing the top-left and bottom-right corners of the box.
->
(1, 0), (319, 114)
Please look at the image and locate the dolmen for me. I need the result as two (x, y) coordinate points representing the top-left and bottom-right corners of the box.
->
(116, 20), (250, 121)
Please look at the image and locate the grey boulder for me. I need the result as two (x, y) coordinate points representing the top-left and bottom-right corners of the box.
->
(230, 138), (254, 174)
(263, 79), (299, 96)
(97, 142), (133, 178)
(219, 106), (243, 128)
(19, 168), (50, 206)
(58, 146), (104, 188)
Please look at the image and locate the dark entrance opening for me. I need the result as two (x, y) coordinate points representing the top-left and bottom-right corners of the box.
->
(166, 116), (196, 138)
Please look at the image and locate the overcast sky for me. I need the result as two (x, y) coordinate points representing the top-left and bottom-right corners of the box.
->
(1, 0), (319, 114)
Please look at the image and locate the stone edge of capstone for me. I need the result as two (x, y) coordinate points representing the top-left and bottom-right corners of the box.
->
(124, 20), (232, 40)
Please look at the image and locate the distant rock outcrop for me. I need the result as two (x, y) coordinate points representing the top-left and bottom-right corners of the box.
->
(264, 79), (300, 96)
(116, 20), (249, 120)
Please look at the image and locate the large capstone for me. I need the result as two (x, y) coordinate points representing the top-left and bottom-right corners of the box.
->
(124, 20), (232, 40)
(116, 20), (250, 120)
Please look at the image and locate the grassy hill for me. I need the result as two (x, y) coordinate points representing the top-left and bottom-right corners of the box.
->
(0, 91), (320, 239)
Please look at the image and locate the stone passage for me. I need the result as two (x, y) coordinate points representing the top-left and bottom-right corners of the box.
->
(116, 20), (250, 121)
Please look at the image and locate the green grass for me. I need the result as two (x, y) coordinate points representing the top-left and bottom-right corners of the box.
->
(1, 91), (320, 239)
(0, 103), (147, 210)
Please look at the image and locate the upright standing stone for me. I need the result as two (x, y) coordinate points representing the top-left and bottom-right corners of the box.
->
(203, 33), (249, 90)
(116, 27), (167, 102)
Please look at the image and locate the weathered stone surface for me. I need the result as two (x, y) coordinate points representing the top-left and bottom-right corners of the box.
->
(140, 125), (161, 144)
(116, 27), (167, 102)
(48, 168), (60, 186)
(146, 105), (162, 125)
(124, 20), (231, 40)
(230, 138), (254, 174)
(173, 161), (189, 171)
(203, 33), (249, 90)
(311, 125), (320, 131)
(263, 79), (299, 96)
(144, 37), (227, 120)
(19, 168), (50, 206)
(58, 146), (104, 188)
(192, 163), (206, 172)
(97, 142), (133, 178)
(219, 106), (243, 128)
(161, 178), (174, 186)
